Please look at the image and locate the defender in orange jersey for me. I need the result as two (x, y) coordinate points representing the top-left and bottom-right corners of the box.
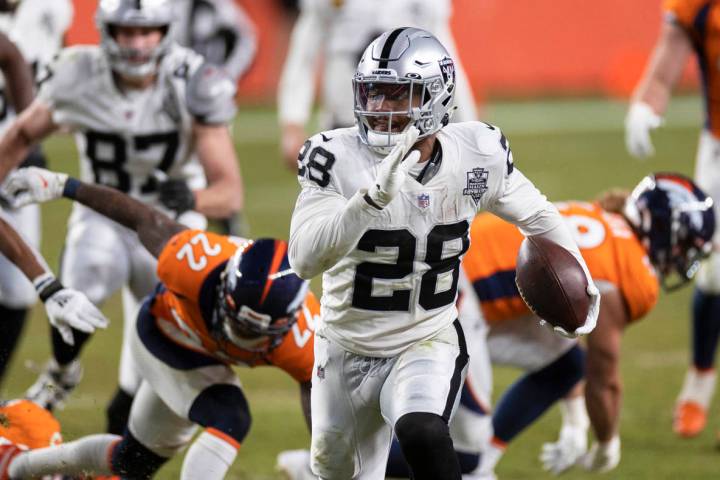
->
(625, 0), (720, 439)
(0, 167), (316, 480)
(454, 173), (715, 478)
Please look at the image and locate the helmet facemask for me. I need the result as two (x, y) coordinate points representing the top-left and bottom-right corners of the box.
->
(353, 28), (456, 155)
(210, 239), (309, 354)
(96, 0), (174, 80)
(354, 76), (447, 155)
(625, 173), (716, 291)
(215, 286), (298, 353)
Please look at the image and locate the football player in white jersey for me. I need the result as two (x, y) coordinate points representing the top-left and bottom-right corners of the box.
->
(288, 28), (600, 479)
(0, 0), (73, 386)
(0, 0), (244, 433)
(171, 0), (256, 83)
(277, 0), (479, 169)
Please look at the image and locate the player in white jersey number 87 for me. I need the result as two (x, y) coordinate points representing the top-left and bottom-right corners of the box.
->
(0, 0), (244, 434)
(288, 27), (600, 480)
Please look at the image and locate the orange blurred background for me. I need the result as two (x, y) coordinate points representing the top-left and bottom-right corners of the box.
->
(67, 0), (696, 103)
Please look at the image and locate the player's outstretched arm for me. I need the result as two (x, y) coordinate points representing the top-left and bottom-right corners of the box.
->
(625, 21), (692, 159)
(4, 167), (186, 258)
(0, 211), (108, 345)
(277, 5), (324, 168)
(0, 211), (49, 281)
(581, 285), (627, 473)
(192, 122), (244, 219)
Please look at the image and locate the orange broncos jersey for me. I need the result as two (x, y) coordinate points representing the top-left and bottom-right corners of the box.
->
(664, 0), (720, 136)
(0, 400), (61, 450)
(150, 229), (318, 383)
(463, 202), (659, 325)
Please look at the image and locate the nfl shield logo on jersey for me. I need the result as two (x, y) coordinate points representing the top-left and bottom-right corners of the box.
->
(417, 193), (430, 209)
(463, 167), (489, 204)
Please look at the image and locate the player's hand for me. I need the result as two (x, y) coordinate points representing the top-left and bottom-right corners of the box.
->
(3, 167), (68, 208)
(540, 424), (588, 475)
(282, 123), (308, 171)
(33, 274), (109, 346)
(579, 436), (621, 473)
(158, 178), (196, 214)
(539, 284), (599, 338)
(625, 102), (663, 159)
(365, 126), (420, 209)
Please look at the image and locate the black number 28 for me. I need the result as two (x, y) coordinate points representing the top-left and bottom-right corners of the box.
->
(352, 221), (470, 311)
(298, 140), (335, 188)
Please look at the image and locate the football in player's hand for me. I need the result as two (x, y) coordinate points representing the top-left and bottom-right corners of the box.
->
(515, 236), (590, 334)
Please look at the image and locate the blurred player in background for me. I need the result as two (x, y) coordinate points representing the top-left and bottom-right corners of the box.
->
(0, 0), (244, 436)
(1, 166), (314, 480)
(172, 0), (257, 235)
(0, 0), (73, 386)
(277, 0), (478, 169)
(288, 28), (598, 480)
(624, 0), (720, 439)
(172, 0), (256, 83)
(279, 173), (713, 478)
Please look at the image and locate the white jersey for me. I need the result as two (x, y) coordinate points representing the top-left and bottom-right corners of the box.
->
(289, 122), (565, 356)
(0, 0), (73, 134)
(278, 0), (476, 129)
(171, 0), (256, 81)
(37, 44), (236, 208)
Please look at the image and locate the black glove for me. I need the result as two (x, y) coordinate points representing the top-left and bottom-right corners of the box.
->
(158, 179), (195, 214)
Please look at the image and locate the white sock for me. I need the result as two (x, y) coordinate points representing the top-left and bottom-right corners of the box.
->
(181, 430), (238, 480)
(560, 396), (590, 430)
(477, 441), (504, 475)
(9, 434), (120, 478)
(677, 368), (717, 408)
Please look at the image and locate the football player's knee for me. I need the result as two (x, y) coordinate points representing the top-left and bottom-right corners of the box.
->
(310, 428), (356, 479)
(188, 384), (251, 444)
(395, 412), (450, 453)
(696, 253), (720, 294)
(111, 431), (169, 479)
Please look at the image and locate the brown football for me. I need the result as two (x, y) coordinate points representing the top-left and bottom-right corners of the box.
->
(515, 236), (590, 333)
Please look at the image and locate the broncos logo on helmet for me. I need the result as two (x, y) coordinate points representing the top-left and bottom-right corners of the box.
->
(211, 238), (309, 353)
(624, 172), (716, 290)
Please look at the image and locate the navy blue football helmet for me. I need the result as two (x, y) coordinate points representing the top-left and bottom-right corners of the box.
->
(213, 238), (309, 352)
(624, 173), (716, 290)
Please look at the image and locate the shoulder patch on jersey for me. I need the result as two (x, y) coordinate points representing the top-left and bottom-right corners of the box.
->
(186, 62), (237, 125)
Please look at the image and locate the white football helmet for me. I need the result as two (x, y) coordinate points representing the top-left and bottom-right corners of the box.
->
(96, 0), (174, 79)
(353, 27), (456, 155)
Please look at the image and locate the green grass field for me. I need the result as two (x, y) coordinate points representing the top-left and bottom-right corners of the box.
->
(2, 95), (719, 479)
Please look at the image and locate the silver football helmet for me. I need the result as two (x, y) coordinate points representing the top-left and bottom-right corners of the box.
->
(96, 0), (174, 79)
(353, 28), (456, 155)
